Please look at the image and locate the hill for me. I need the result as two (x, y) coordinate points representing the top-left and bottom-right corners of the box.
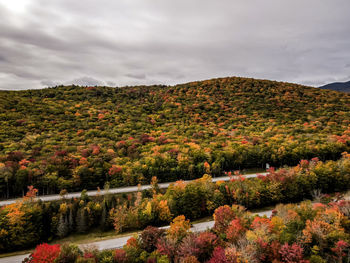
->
(0, 76), (350, 198)
(319, 80), (350, 92)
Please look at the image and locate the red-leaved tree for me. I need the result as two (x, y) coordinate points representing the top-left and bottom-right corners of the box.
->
(279, 243), (308, 263)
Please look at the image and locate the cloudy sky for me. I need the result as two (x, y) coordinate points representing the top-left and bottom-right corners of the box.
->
(0, 0), (349, 90)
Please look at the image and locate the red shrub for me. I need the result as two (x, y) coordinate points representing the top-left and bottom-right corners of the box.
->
(31, 243), (60, 263)
(331, 240), (349, 260)
(114, 249), (127, 263)
(126, 237), (138, 248)
(156, 236), (177, 260)
(207, 247), (229, 263)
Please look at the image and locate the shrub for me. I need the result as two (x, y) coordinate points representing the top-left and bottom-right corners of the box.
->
(55, 243), (82, 263)
(30, 243), (60, 263)
(114, 249), (127, 263)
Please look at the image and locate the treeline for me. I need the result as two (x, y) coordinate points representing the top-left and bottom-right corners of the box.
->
(1, 154), (350, 253)
(1, 77), (350, 198)
(26, 200), (350, 263)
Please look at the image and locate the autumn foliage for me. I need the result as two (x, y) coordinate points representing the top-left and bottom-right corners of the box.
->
(1, 77), (350, 199)
(1, 154), (350, 253)
(28, 199), (350, 262)
(30, 243), (60, 263)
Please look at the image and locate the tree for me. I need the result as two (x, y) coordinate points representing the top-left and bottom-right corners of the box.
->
(99, 201), (109, 231)
(15, 169), (28, 196)
(139, 226), (165, 252)
(76, 208), (88, 233)
(57, 214), (69, 238)
(279, 243), (308, 263)
(207, 247), (229, 263)
(167, 215), (191, 240)
(213, 205), (236, 234)
(225, 219), (245, 243)
(151, 176), (160, 195)
(24, 186), (38, 203)
(68, 206), (74, 232)
(110, 205), (128, 234)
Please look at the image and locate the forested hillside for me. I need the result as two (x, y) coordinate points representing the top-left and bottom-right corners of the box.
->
(1, 77), (350, 198)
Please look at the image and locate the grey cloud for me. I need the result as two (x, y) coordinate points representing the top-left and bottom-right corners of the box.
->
(0, 54), (7, 62)
(125, 73), (146, 80)
(0, 0), (350, 90)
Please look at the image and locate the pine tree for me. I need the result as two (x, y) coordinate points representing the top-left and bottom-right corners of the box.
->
(100, 200), (109, 230)
(110, 195), (117, 208)
(68, 206), (74, 232)
(76, 208), (88, 233)
(57, 213), (69, 238)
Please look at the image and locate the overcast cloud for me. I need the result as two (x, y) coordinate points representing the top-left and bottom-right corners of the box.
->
(0, 0), (349, 90)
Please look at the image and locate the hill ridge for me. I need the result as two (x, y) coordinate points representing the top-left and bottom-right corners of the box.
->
(319, 80), (350, 92)
(0, 76), (349, 198)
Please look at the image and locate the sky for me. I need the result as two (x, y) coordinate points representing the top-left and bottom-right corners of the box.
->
(0, 0), (349, 90)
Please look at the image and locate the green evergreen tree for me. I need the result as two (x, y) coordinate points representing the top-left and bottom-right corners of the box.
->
(57, 213), (69, 238)
(99, 200), (109, 230)
(76, 208), (88, 233)
(68, 206), (74, 232)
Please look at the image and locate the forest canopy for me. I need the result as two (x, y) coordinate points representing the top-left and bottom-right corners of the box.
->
(0, 77), (350, 198)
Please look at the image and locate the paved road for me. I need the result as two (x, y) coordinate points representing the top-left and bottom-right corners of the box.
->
(90, 209), (273, 250)
(0, 172), (268, 207)
(0, 209), (272, 263)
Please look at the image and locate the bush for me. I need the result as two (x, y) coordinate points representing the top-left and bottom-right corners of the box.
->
(55, 243), (82, 263)
(30, 243), (60, 263)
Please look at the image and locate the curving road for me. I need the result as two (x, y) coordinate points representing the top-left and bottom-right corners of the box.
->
(0, 172), (268, 207)
(0, 209), (272, 263)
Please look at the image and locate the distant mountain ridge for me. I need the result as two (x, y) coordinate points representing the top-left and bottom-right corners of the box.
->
(319, 80), (350, 92)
